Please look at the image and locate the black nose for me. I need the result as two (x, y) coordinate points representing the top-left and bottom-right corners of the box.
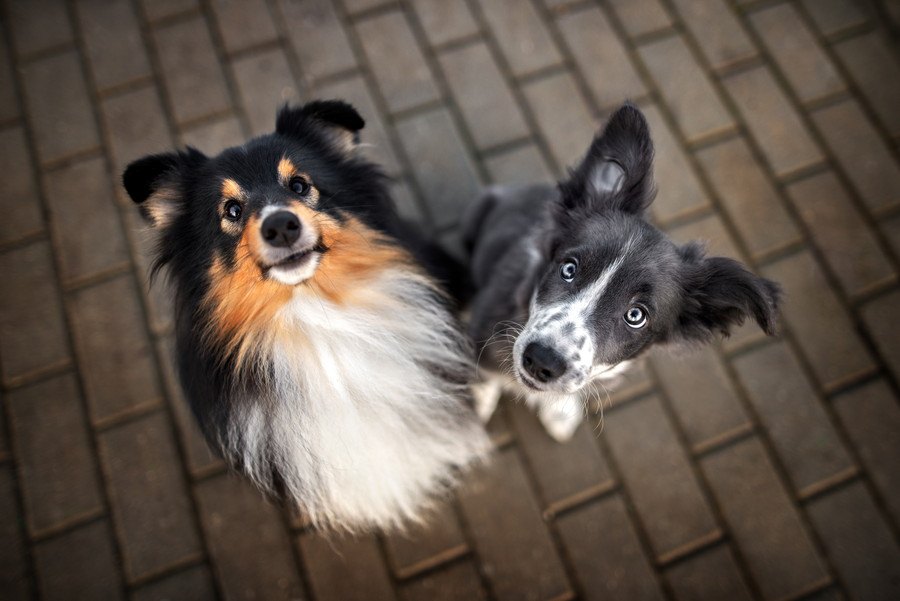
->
(261, 211), (301, 247)
(522, 342), (567, 383)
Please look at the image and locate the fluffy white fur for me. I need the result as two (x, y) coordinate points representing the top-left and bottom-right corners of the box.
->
(226, 269), (491, 531)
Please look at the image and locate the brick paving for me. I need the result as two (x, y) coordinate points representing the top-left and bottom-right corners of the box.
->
(1, 0), (899, 599)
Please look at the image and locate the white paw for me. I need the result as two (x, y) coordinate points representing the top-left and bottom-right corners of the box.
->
(538, 398), (583, 442)
(472, 379), (503, 423)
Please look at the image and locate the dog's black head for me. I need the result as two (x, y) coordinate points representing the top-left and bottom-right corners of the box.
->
(513, 103), (781, 393)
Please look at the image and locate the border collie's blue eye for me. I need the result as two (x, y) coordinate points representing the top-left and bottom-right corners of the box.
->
(559, 259), (578, 282)
(224, 200), (242, 221)
(289, 176), (311, 196)
(624, 306), (647, 329)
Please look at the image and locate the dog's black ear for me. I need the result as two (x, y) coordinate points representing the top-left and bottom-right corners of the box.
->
(561, 102), (655, 214)
(676, 242), (781, 341)
(276, 100), (365, 153)
(122, 148), (206, 228)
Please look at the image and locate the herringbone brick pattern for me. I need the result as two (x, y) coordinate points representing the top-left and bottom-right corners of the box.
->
(1, 0), (899, 599)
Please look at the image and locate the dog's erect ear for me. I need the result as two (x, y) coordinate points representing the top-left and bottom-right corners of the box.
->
(276, 100), (365, 153)
(675, 242), (781, 342)
(122, 148), (206, 228)
(561, 102), (655, 214)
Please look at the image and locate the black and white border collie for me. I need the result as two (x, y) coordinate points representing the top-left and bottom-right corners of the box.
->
(123, 100), (490, 532)
(464, 103), (781, 441)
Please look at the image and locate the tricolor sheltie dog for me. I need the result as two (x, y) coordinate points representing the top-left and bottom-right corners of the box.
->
(465, 103), (781, 441)
(123, 100), (490, 531)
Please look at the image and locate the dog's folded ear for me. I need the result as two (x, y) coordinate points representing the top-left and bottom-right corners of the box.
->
(560, 102), (656, 215)
(123, 148), (207, 228)
(276, 100), (365, 154)
(676, 242), (782, 341)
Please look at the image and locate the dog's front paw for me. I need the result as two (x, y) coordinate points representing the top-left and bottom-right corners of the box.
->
(538, 397), (583, 442)
(472, 378), (503, 423)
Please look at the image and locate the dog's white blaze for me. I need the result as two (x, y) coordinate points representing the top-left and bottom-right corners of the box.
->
(230, 269), (490, 531)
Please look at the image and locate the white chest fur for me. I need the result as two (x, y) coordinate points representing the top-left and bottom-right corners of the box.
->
(232, 271), (490, 531)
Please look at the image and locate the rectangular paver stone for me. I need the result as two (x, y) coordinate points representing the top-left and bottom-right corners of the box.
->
(484, 143), (553, 185)
(411, 0), (479, 47)
(196, 474), (304, 601)
(8, 374), (103, 535)
(33, 520), (123, 601)
(132, 565), (216, 601)
(832, 378), (900, 524)
(0, 126), (42, 246)
(723, 66), (823, 178)
(0, 28), (19, 122)
(44, 156), (130, 283)
(211, 0), (278, 53)
(6, 0), (73, 58)
(523, 72), (597, 170)
(478, 0), (562, 76)
(788, 170), (895, 296)
(763, 251), (875, 388)
(395, 108), (481, 228)
(750, 4), (845, 103)
(20, 51), (100, 164)
(702, 437), (828, 601)
(0, 466), (31, 601)
(732, 341), (854, 494)
(140, 0), (198, 21)
(696, 136), (800, 258)
(154, 17), (231, 124)
(99, 411), (201, 580)
(232, 49), (300, 136)
(811, 98), (900, 213)
(277, 0), (356, 82)
(638, 34), (734, 143)
(670, 0), (756, 71)
(860, 290), (900, 385)
(76, 0), (152, 91)
(0, 241), (70, 384)
(556, 495), (664, 601)
(607, 0), (672, 38)
(557, 6), (646, 111)
(806, 482), (900, 601)
(834, 32), (900, 136)
(801, 0), (869, 37)
(457, 449), (571, 601)
(101, 85), (173, 174)
(604, 394), (718, 559)
(300, 533), (394, 601)
(384, 499), (466, 576)
(70, 275), (163, 423)
(399, 561), (486, 601)
(439, 41), (529, 150)
(664, 545), (753, 601)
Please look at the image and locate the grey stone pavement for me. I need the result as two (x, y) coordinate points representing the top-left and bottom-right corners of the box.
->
(1, 0), (900, 599)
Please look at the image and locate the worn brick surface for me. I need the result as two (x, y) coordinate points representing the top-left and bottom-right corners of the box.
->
(0, 466), (31, 601)
(732, 342), (854, 494)
(763, 251), (875, 389)
(44, 156), (130, 283)
(7, 374), (103, 535)
(723, 66), (823, 178)
(605, 394), (718, 559)
(5, 1), (900, 598)
(0, 126), (42, 247)
(556, 494), (664, 601)
(702, 437), (828, 601)
(478, 0), (562, 76)
(411, 0), (479, 47)
(810, 98), (900, 213)
(458, 449), (570, 601)
(196, 474), (303, 601)
(0, 241), (70, 384)
(832, 378), (900, 524)
(232, 48), (300, 136)
(356, 11), (439, 113)
(639, 34), (734, 143)
(32, 520), (123, 601)
(20, 51), (100, 164)
(787, 170), (895, 296)
(556, 6), (646, 111)
(154, 17), (231, 125)
(300, 532), (393, 601)
(76, 0), (152, 92)
(99, 411), (201, 580)
(664, 545), (753, 601)
(834, 31), (900, 136)
(70, 275), (163, 423)
(695, 136), (800, 258)
(750, 4), (844, 104)
(439, 41), (529, 150)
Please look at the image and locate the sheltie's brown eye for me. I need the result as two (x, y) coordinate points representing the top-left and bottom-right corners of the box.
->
(224, 200), (242, 221)
(289, 176), (311, 196)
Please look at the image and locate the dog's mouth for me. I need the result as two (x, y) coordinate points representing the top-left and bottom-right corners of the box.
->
(264, 239), (328, 270)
